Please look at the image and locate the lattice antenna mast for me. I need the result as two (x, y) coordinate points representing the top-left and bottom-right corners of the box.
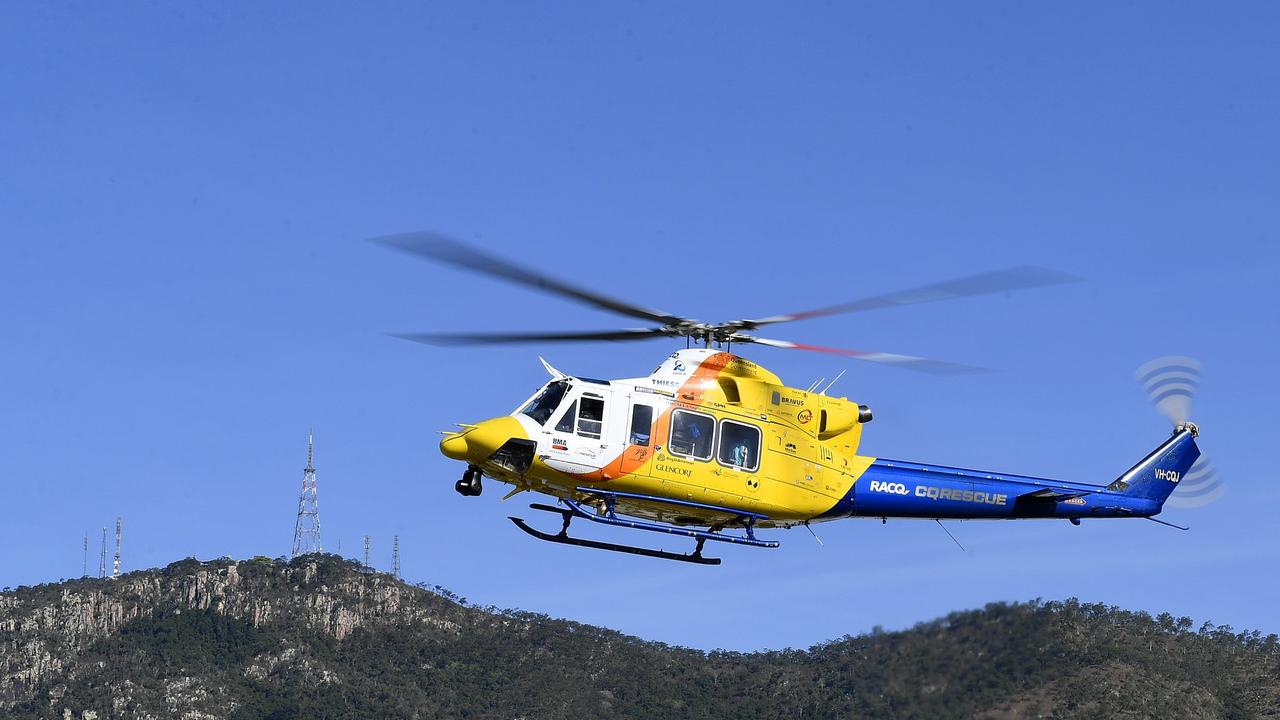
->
(113, 517), (122, 579)
(98, 527), (107, 578)
(292, 432), (323, 558)
(391, 535), (401, 579)
(363, 535), (371, 572)
(82, 533), (88, 577)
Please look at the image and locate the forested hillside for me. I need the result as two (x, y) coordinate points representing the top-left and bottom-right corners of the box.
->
(2, 556), (1276, 719)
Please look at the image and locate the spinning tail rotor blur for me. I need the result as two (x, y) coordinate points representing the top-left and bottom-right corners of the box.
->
(1137, 356), (1224, 508)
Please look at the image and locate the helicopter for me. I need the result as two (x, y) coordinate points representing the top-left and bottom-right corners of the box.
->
(380, 233), (1221, 565)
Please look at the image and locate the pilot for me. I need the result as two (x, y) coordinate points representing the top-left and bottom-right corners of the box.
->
(730, 439), (750, 468)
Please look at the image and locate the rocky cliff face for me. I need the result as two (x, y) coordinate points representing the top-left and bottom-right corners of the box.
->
(0, 557), (472, 718)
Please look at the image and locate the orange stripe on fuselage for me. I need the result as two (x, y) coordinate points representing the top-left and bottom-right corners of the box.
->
(567, 352), (735, 483)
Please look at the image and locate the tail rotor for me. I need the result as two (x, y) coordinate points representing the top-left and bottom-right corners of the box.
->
(1136, 356), (1224, 508)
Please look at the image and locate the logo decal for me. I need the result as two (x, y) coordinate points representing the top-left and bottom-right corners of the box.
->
(672, 360), (686, 373)
(869, 480), (909, 495)
(797, 409), (813, 424)
(656, 463), (692, 477)
(915, 485), (1008, 506)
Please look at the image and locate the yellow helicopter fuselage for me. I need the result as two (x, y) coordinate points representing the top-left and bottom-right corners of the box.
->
(442, 348), (875, 527)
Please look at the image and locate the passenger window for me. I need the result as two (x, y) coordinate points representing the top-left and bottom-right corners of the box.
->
(577, 395), (604, 439)
(669, 409), (715, 461)
(629, 405), (653, 446)
(554, 401), (577, 434)
(718, 420), (761, 472)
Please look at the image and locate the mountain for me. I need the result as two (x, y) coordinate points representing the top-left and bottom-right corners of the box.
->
(1, 555), (1276, 719)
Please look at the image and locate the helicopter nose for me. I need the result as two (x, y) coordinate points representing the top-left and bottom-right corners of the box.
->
(439, 416), (525, 463)
(440, 432), (469, 460)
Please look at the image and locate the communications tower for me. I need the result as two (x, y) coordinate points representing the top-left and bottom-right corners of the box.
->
(292, 432), (323, 558)
(113, 517), (122, 578)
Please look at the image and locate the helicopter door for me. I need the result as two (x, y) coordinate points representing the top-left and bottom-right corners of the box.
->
(619, 401), (655, 476)
(544, 389), (611, 475)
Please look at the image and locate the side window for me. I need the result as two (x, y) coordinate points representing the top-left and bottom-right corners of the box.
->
(577, 395), (604, 439)
(629, 405), (654, 446)
(718, 420), (761, 472)
(669, 409), (715, 461)
(554, 400), (577, 434)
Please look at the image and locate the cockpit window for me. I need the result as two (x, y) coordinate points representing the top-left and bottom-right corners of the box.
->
(519, 380), (569, 425)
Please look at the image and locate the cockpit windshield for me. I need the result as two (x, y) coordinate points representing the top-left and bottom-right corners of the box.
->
(519, 380), (569, 425)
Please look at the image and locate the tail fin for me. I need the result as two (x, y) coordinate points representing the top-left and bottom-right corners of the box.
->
(1107, 426), (1201, 508)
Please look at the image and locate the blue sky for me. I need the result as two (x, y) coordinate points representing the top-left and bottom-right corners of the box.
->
(2, 2), (1277, 651)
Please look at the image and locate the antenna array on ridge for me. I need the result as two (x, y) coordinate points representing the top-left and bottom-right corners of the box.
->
(113, 517), (122, 579)
(292, 432), (323, 558)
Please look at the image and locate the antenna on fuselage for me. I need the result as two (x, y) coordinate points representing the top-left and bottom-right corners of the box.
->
(538, 357), (567, 380)
(934, 519), (966, 552)
(820, 370), (847, 396)
(803, 521), (824, 546)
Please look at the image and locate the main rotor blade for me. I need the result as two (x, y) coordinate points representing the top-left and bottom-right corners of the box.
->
(744, 336), (989, 375)
(391, 328), (672, 346)
(374, 232), (688, 326)
(739, 266), (1079, 329)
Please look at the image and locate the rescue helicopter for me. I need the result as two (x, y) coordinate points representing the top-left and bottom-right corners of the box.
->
(380, 233), (1221, 565)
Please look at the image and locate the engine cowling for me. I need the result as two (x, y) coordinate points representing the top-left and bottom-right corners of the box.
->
(818, 400), (870, 440)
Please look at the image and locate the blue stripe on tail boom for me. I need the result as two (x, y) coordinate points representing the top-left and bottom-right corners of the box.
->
(818, 429), (1200, 522)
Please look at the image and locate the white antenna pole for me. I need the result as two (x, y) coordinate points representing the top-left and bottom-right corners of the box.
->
(820, 370), (847, 396)
(113, 517), (122, 579)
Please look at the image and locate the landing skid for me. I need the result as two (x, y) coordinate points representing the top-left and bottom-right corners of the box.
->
(510, 504), (721, 565)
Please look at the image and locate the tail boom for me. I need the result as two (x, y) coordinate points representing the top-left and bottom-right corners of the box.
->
(820, 427), (1201, 522)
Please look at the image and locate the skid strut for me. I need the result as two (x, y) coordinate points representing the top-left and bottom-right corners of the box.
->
(511, 504), (720, 565)
(508, 488), (780, 565)
(563, 493), (779, 548)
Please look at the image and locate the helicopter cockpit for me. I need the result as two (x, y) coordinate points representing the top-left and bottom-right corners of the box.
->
(518, 379), (569, 425)
(518, 378), (617, 470)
